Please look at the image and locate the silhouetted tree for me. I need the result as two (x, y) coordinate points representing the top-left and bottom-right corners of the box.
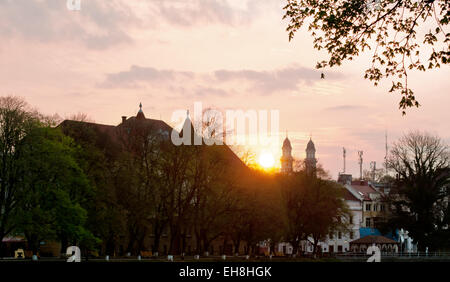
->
(387, 131), (450, 251)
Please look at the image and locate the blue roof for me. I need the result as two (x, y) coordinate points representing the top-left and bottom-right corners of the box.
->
(359, 228), (397, 241)
(359, 227), (381, 237)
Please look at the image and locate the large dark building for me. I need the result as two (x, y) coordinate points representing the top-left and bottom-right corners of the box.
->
(57, 104), (250, 256)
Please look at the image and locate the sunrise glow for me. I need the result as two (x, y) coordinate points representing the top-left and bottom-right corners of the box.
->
(258, 152), (275, 169)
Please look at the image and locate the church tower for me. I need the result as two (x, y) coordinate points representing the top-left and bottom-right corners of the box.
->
(280, 132), (293, 173)
(305, 137), (317, 176)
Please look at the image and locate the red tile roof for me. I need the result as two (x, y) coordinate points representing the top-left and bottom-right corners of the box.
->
(351, 184), (378, 201)
(343, 189), (360, 201)
(350, 235), (398, 245)
(2, 236), (25, 243)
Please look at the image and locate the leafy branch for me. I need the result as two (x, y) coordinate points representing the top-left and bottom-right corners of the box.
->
(283, 0), (450, 114)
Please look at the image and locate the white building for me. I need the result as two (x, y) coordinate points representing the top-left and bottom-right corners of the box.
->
(274, 189), (363, 255)
(318, 189), (363, 253)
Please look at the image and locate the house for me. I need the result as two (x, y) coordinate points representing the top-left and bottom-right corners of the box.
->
(349, 235), (399, 253)
(338, 177), (388, 230)
(319, 188), (363, 253)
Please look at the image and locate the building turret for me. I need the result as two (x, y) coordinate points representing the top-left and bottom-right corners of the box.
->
(305, 138), (317, 176)
(281, 132), (293, 173)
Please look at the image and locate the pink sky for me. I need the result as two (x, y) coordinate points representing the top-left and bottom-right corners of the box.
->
(1, 0), (449, 179)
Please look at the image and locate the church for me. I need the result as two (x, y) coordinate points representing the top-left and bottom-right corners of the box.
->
(280, 133), (317, 175)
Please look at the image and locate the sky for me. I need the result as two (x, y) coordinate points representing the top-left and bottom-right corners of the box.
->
(1, 0), (449, 179)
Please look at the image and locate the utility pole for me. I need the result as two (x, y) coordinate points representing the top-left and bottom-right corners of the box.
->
(358, 151), (363, 180)
(385, 130), (388, 175)
(370, 161), (376, 182)
(343, 147), (346, 173)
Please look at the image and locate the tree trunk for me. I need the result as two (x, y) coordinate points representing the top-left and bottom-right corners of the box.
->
(152, 233), (161, 254)
(312, 239), (318, 258)
(0, 230), (5, 258)
(234, 239), (241, 255)
(26, 234), (39, 256)
(60, 235), (68, 257)
(169, 225), (180, 254)
(291, 241), (298, 257)
(126, 235), (136, 255)
(195, 231), (202, 254)
(270, 240), (276, 255)
(105, 236), (115, 256)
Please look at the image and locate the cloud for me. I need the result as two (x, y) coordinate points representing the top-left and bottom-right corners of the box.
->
(100, 65), (194, 88)
(194, 86), (228, 97)
(324, 105), (368, 111)
(0, 0), (137, 49)
(154, 0), (264, 27)
(99, 64), (346, 97)
(214, 66), (345, 95)
(0, 0), (278, 49)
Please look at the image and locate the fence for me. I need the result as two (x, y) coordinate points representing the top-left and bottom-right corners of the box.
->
(336, 251), (450, 261)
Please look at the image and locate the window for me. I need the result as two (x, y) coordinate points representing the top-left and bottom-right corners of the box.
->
(374, 204), (378, 211)
(380, 204), (385, 212)
(366, 203), (371, 211)
(350, 231), (354, 240)
(365, 217), (371, 227)
(349, 215), (354, 224)
(338, 232), (342, 239)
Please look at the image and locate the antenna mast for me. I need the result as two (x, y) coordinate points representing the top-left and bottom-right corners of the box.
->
(385, 130), (388, 175)
(358, 151), (364, 180)
(370, 161), (376, 182)
(342, 147), (346, 173)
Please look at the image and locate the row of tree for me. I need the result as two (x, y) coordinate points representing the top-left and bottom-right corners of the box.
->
(0, 95), (448, 257)
(0, 96), (352, 257)
(0, 97), (96, 256)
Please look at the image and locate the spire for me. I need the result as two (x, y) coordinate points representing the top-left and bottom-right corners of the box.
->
(305, 136), (317, 177)
(283, 132), (292, 150)
(178, 108), (202, 145)
(281, 129), (293, 173)
(136, 102), (145, 120)
(306, 138), (315, 152)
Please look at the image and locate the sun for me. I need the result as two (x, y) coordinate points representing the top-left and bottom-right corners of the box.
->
(258, 152), (275, 169)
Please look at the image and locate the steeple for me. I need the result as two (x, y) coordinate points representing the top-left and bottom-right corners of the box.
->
(136, 102), (146, 120)
(305, 137), (317, 176)
(178, 108), (202, 145)
(281, 130), (293, 173)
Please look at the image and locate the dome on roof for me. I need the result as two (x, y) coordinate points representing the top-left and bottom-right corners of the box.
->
(306, 139), (315, 151)
(283, 137), (291, 149)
